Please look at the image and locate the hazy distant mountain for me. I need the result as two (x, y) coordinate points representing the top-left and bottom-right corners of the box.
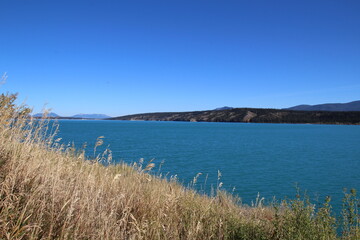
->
(214, 106), (234, 111)
(71, 114), (111, 119)
(33, 112), (60, 118)
(286, 100), (360, 111)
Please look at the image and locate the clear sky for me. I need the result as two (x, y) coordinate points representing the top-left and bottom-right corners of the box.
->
(1, 0), (359, 117)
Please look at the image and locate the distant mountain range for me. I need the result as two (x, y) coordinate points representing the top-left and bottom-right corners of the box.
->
(286, 100), (360, 112)
(214, 101), (360, 112)
(71, 114), (111, 119)
(31, 100), (360, 124)
(32, 113), (111, 119)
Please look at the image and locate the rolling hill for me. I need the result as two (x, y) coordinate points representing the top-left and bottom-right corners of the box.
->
(110, 108), (360, 125)
(286, 100), (360, 111)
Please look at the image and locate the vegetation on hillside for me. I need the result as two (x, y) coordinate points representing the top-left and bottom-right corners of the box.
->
(0, 93), (359, 239)
(111, 108), (360, 125)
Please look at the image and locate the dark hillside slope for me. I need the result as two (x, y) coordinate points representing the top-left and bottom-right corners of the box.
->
(110, 108), (360, 125)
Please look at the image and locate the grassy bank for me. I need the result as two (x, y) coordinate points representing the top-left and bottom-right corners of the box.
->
(0, 93), (359, 239)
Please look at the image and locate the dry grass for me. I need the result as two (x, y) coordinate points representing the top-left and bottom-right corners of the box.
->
(0, 93), (273, 239)
(0, 92), (358, 239)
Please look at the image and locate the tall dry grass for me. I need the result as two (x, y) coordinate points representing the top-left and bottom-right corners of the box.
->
(0, 93), (273, 239)
(0, 92), (358, 239)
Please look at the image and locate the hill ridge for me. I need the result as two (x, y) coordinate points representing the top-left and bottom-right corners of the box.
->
(286, 100), (360, 111)
(110, 107), (360, 125)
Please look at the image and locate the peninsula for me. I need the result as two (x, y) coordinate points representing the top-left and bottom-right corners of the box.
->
(110, 108), (360, 125)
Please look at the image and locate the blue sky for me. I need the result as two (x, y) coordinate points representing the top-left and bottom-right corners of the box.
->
(1, 0), (359, 117)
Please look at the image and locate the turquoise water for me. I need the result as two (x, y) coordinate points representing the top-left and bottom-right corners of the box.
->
(56, 120), (360, 211)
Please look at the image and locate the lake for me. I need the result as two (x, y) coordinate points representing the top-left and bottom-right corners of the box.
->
(56, 120), (360, 212)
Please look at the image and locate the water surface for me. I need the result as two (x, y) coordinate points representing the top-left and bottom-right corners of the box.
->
(57, 120), (360, 211)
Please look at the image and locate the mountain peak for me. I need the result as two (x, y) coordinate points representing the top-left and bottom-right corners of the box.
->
(33, 112), (60, 118)
(214, 106), (234, 111)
